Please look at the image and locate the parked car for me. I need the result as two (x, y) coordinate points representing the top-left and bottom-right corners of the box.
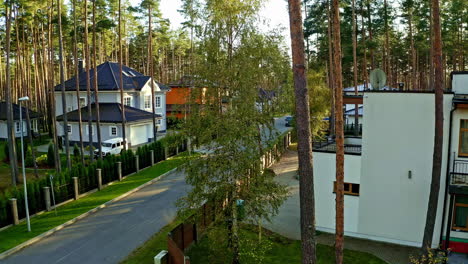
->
(285, 116), (294, 127)
(94, 138), (125, 158)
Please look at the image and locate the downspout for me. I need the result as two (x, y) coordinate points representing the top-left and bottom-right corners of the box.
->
(439, 103), (455, 249)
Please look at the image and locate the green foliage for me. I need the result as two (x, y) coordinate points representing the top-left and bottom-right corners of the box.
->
(47, 144), (55, 167)
(167, 116), (184, 130)
(73, 144), (80, 158)
(36, 154), (48, 166)
(24, 146), (34, 167)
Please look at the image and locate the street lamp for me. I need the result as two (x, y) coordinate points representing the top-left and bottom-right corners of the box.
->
(18, 96), (31, 232)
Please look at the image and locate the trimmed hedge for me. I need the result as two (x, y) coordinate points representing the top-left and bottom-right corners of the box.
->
(0, 134), (187, 229)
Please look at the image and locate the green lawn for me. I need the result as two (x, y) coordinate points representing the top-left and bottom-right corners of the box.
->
(186, 225), (387, 264)
(121, 218), (184, 264)
(0, 153), (191, 253)
(0, 142), (6, 162)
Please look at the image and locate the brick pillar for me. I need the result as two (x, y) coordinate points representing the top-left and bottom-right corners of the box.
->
(117, 161), (122, 181)
(10, 198), (19, 225)
(43, 187), (51, 211)
(150, 150), (154, 166)
(97, 169), (102, 191)
(136, 155), (140, 173)
(72, 177), (79, 200)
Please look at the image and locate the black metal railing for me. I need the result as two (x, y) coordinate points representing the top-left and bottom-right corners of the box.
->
(312, 139), (362, 155)
(451, 159), (468, 185)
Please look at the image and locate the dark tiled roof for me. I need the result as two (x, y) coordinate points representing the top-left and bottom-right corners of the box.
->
(57, 103), (161, 123)
(0, 102), (41, 121)
(54, 61), (170, 92)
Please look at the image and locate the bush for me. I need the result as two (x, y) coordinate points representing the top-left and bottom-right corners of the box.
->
(36, 154), (48, 166)
(47, 143), (55, 167)
(73, 144), (80, 158)
(25, 146), (34, 167)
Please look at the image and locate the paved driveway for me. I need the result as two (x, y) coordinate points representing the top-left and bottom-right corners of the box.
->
(2, 170), (189, 264)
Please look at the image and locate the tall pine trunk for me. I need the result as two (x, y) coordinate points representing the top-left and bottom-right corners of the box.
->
(287, 1), (317, 263)
(328, 0), (335, 137)
(73, 0), (85, 165)
(4, 1), (19, 185)
(118, 0), (127, 150)
(84, 0), (94, 161)
(58, 0), (72, 170)
(92, 0), (103, 161)
(332, 0), (345, 262)
(352, 0), (359, 136)
(148, 5), (157, 142)
(421, 0), (444, 253)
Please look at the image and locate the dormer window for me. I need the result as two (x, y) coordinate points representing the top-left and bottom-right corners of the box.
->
(144, 95), (151, 109)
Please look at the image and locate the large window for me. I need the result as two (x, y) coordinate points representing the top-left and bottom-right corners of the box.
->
(453, 195), (468, 231)
(459, 120), (468, 156)
(333, 181), (360, 196)
(110, 126), (118, 136)
(124, 96), (132, 107)
(67, 125), (72, 134)
(144, 95), (151, 109)
(155, 96), (161, 108)
(79, 97), (86, 108)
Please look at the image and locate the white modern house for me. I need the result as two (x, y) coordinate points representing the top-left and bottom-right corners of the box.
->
(55, 61), (169, 147)
(0, 102), (40, 140)
(313, 71), (468, 253)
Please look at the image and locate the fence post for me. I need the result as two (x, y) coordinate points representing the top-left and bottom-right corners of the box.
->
(10, 198), (19, 225)
(72, 177), (79, 200)
(136, 155), (140, 173)
(97, 169), (102, 191)
(117, 161), (122, 181)
(150, 150), (154, 166)
(164, 146), (169, 160)
(43, 186), (51, 211)
(176, 145), (179, 155)
(185, 256), (190, 264)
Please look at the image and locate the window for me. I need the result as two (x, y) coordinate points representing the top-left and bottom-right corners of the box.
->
(333, 181), (360, 196)
(67, 125), (72, 134)
(110, 126), (118, 136)
(460, 120), (468, 156)
(79, 97), (86, 107)
(86, 125), (93, 135)
(124, 97), (132, 106)
(144, 95), (151, 109)
(112, 144), (116, 148)
(157, 119), (161, 125)
(452, 195), (468, 231)
(116, 142), (121, 147)
(15, 122), (20, 133)
(155, 96), (161, 108)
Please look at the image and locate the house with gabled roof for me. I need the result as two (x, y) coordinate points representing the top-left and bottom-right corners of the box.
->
(0, 102), (41, 140)
(54, 61), (169, 147)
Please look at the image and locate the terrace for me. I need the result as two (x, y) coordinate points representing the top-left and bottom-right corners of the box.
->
(312, 137), (362, 155)
(450, 159), (468, 186)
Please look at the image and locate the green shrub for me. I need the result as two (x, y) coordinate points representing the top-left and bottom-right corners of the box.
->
(73, 144), (80, 158)
(36, 154), (48, 166)
(47, 144), (55, 167)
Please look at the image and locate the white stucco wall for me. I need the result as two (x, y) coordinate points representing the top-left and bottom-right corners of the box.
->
(58, 121), (151, 147)
(313, 152), (362, 234)
(357, 92), (452, 247)
(452, 74), (468, 94)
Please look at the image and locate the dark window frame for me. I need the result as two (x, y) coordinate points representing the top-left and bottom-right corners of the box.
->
(333, 181), (360, 196)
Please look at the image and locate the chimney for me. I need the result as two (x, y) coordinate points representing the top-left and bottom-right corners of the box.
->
(78, 60), (85, 73)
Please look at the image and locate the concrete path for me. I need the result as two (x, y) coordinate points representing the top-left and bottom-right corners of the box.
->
(2, 170), (190, 264)
(263, 149), (419, 264)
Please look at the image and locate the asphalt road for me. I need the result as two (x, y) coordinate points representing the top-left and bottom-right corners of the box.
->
(2, 170), (189, 264)
(3, 116), (291, 264)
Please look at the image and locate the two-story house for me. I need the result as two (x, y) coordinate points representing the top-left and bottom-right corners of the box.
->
(55, 61), (169, 147)
(312, 71), (468, 253)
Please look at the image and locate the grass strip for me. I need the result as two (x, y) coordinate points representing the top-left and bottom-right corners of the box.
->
(120, 217), (184, 264)
(0, 153), (190, 253)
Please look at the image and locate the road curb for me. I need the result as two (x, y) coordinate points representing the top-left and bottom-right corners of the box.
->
(0, 167), (178, 260)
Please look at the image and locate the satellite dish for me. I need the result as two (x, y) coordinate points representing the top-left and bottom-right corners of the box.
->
(369, 69), (387, 90)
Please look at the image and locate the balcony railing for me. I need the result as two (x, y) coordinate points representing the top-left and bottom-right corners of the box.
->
(450, 159), (468, 186)
(312, 139), (362, 155)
